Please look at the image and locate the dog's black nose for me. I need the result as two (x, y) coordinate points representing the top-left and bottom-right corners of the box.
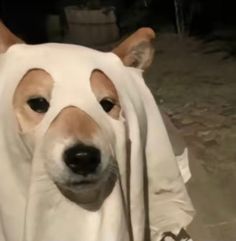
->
(64, 144), (101, 176)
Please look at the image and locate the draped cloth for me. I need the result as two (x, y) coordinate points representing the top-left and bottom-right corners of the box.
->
(0, 43), (194, 241)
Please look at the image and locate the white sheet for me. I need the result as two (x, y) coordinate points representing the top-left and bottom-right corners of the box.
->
(0, 43), (194, 241)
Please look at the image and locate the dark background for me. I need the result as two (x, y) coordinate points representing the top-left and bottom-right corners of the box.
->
(0, 0), (236, 43)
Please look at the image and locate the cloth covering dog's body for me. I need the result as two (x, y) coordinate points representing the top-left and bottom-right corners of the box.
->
(0, 24), (194, 241)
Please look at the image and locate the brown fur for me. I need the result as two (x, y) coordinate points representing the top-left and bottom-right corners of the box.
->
(50, 106), (99, 140)
(113, 27), (155, 69)
(13, 69), (53, 131)
(90, 70), (120, 119)
(0, 21), (23, 53)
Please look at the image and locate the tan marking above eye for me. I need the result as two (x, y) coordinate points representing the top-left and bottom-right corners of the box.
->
(13, 69), (54, 132)
(90, 70), (121, 119)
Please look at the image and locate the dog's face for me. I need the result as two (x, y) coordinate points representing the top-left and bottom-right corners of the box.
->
(13, 68), (122, 205)
(0, 22), (155, 206)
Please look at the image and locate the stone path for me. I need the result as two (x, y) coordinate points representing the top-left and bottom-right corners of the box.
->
(145, 33), (236, 240)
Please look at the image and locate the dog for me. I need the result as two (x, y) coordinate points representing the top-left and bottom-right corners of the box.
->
(0, 21), (194, 241)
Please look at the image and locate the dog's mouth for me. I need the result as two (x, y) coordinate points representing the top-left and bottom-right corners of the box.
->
(56, 178), (107, 210)
(54, 163), (118, 210)
(66, 179), (98, 188)
(71, 180), (95, 185)
(56, 177), (100, 192)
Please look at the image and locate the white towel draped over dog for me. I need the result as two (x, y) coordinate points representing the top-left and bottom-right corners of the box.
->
(0, 43), (194, 241)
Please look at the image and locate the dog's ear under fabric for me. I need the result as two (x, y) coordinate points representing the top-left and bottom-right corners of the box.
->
(0, 21), (23, 53)
(113, 28), (155, 70)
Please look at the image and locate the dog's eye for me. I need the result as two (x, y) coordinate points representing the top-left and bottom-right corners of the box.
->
(100, 98), (115, 113)
(27, 97), (49, 113)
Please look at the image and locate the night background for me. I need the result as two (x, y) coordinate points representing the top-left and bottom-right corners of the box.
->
(1, 0), (236, 44)
(1, 0), (236, 240)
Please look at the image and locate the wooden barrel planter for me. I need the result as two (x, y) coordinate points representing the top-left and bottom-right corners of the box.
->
(64, 6), (120, 47)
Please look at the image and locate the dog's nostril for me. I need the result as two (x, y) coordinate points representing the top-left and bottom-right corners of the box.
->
(64, 144), (101, 176)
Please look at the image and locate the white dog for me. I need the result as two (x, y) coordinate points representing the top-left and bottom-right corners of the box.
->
(0, 22), (194, 241)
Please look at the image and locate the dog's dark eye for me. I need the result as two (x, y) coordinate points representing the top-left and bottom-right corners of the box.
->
(100, 98), (115, 113)
(27, 97), (49, 113)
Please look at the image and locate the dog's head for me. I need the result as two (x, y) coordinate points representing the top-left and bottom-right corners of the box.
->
(0, 22), (155, 207)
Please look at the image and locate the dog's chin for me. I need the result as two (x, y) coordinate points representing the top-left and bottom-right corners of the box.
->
(55, 170), (117, 211)
(57, 180), (101, 207)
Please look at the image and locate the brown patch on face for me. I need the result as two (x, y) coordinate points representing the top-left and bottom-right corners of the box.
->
(13, 69), (53, 132)
(50, 106), (99, 141)
(90, 70), (121, 119)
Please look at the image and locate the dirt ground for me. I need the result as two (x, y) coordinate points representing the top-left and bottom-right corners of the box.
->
(145, 33), (236, 240)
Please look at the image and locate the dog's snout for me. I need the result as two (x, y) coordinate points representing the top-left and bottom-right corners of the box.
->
(64, 144), (101, 176)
